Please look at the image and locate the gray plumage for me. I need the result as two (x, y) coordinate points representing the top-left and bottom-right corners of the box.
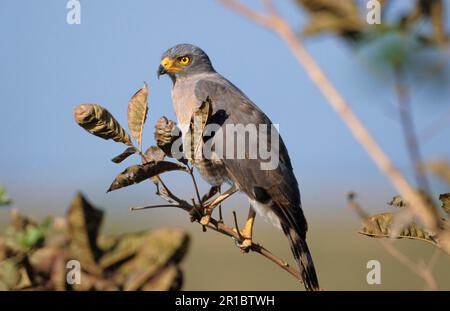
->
(158, 43), (319, 290)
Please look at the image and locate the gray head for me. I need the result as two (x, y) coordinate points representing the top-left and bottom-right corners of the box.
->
(157, 44), (215, 82)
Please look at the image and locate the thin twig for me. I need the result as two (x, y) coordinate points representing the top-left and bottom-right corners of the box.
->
(232, 211), (244, 240)
(219, 0), (448, 254)
(394, 66), (431, 194)
(420, 105), (450, 143)
(187, 164), (203, 208)
(205, 217), (301, 280)
(205, 185), (238, 208)
(130, 204), (179, 211)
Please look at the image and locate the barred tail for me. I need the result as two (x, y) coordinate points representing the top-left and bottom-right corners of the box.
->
(282, 225), (320, 291)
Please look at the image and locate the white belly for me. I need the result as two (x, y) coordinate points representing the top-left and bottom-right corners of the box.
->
(248, 198), (281, 230)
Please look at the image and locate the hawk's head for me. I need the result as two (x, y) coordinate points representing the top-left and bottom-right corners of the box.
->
(157, 44), (215, 81)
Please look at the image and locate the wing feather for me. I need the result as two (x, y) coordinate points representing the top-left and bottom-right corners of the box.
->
(194, 77), (308, 234)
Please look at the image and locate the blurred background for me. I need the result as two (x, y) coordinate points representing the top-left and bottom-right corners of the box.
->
(1, 0), (450, 290)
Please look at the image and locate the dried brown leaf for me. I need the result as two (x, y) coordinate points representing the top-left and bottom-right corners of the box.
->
(113, 229), (189, 291)
(107, 161), (186, 192)
(0, 258), (20, 290)
(429, 0), (447, 44)
(74, 104), (133, 146)
(427, 160), (450, 184)
(185, 97), (211, 163)
(98, 232), (146, 269)
(387, 195), (406, 207)
(439, 193), (450, 216)
(142, 264), (182, 291)
(297, 0), (363, 37)
(128, 83), (149, 149)
(144, 146), (165, 163)
(67, 192), (103, 275)
(111, 146), (137, 164)
(359, 212), (436, 245)
(154, 116), (179, 157)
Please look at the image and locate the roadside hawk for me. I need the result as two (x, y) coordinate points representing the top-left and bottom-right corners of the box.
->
(157, 44), (319, 291)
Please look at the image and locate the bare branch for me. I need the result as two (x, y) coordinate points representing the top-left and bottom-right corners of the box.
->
(137, 170), (305, 284)
(129, 204), (179, 211)
(393, 67), (431, 193)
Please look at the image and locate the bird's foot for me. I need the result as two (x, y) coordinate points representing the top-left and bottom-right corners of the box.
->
(232, 228), (253, 253)
(200, 212), (211, 226)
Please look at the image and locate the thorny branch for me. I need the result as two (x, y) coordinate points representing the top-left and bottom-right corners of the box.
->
(219, 0), (450, 255)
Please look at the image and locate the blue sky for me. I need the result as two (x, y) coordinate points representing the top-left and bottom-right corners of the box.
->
(1, 0), (449, 224)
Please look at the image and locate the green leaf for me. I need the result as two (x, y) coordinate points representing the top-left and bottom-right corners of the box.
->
(0, 185), (12, 206)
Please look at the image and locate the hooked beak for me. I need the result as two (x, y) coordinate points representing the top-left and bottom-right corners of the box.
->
(157, 57), (182, 79)
(157, 64), (167, 79)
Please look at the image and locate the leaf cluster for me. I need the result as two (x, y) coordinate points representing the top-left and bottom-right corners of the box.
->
(0, 193), (189, 290)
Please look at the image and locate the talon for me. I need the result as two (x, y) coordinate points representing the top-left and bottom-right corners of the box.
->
(189, 208), (202, 222)
(232, 228), (252, 253)
(232, 206), (256, 253)
(200, 214), (211, 226)
(239, 238), (252, 253)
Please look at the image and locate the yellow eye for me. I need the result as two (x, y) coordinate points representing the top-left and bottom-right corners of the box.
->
(178, 56), (190, 65)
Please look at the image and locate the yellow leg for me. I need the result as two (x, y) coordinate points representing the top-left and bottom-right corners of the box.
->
(239, 207), (256, 250)
(233, 206), (256, 252)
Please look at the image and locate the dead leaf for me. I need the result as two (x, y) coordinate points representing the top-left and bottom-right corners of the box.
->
(427, 160), (450, 184)
(387, 195), (406, 207)
(98, 233), (147, 270)
(111, 146), (137, 164)
(114, 229), (189, 291)
(185, 97), (211, 163)
(67, 192), (103, 275)
(359, 212), (436, 245)
(74, 104), (133, 146)
(439, 193), (450, 215)
(297, 0), (363, 38)
(107, 161), (186, 192)
(154, 116), (180, 157)
(142, 264), (182, 291)
(128, 83), (148, 149)
(144, 146), (165, 163)
(0, 258), (20, 289)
